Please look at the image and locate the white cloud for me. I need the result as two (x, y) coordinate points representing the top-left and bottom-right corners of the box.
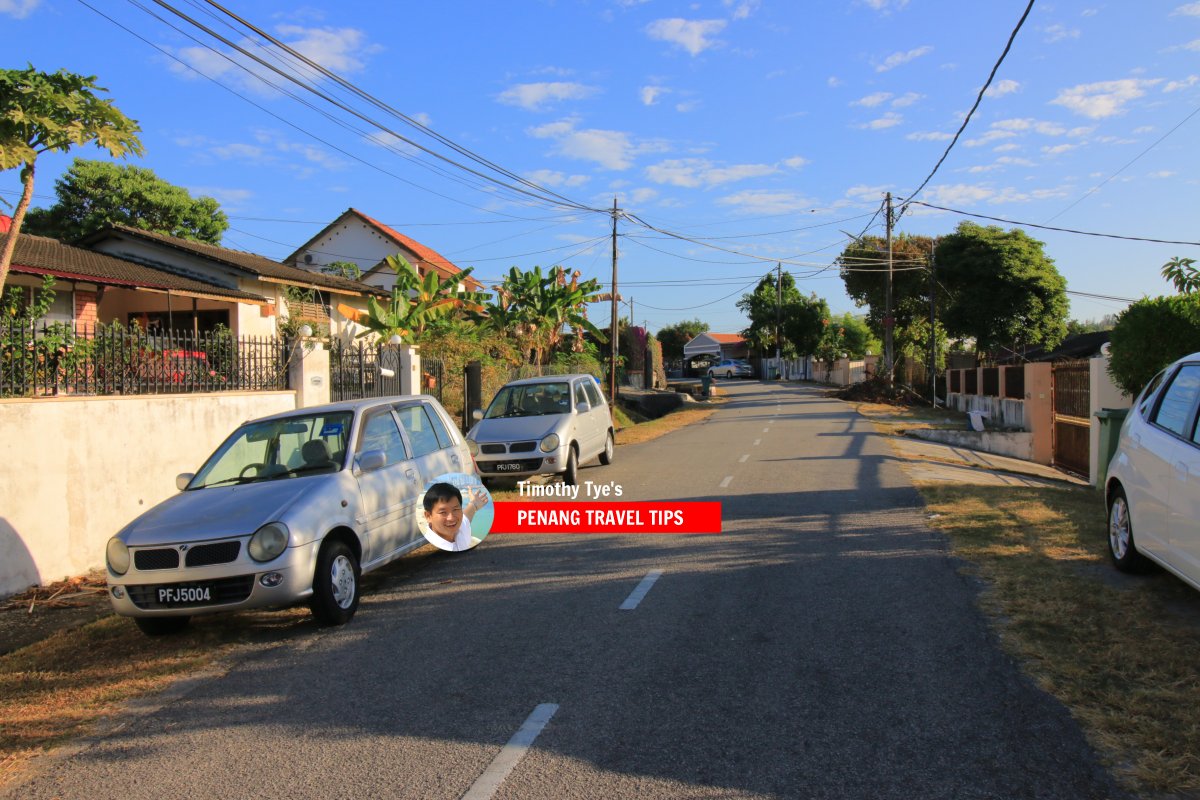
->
(783, 156), (810, 169)
(629, 187), (659, 204)
(860, 112), (903, 130)
(526, 169), (590, 188)
(645, 18), (727, 56)
(0, 0), (39, 18)
(861, 0), (910, 11)
(1182, 39), (1200, 52)
(1051, 78), (1161, 118)
(644, 158), (777, 188)
(1041, 143), (1079, 155)
(891, 92), (922, 108)
(1081, 8), (1099, 16)
(1164, 75), (1200, 92)
(1133, 125), (1155, 134)
(528, 117), (665, 170)
(985, 79), (1021, 98)
(875, 45), (932, 73)
(1043, 24), (1081, 43)
(212, 143), (266, 160)
(828, 76), (843, 88)
(1172, 2), (1200, 15)
(675, 99), (701, 113)
(851, 92), (892, 107)
(845, 185), (890, 202)
(723, 0), (760, 20)
(907, 130), (953, 141)
(275, 25), (378, 73)
(964, 129), (1017, 147)
(498, 82), (596, 111)
(641, 86), (667, 106)
(189, 187), (253, 207)
(923, 184), (995, 205)
(1148, 170), (1176, 178)
(717, 190), (813, 215)
(412, 112), (432, 127)
(993, 143), (1020, 152)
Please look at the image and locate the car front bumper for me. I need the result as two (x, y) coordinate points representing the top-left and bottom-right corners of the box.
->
(472, 445), (567, 478)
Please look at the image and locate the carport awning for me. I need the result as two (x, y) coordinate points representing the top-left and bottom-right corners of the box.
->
(683, 341), (722, 357)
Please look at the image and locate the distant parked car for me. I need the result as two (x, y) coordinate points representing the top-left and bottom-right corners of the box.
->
(466, 374), (613, 485)
(1104, 352), (1200, 588)
(707, 359), (753, 379)
(106, 395), (473, 635)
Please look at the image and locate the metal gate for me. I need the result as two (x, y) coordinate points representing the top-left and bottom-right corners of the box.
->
(1052, 360), (1090, 476)
(330, 341), (402, 401)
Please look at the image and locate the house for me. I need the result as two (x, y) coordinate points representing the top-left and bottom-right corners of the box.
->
(78, 224), (386, 339)
(285, 207), (482, 293)
(682, 332), (748, 368)
(994, 331), (1111, 365)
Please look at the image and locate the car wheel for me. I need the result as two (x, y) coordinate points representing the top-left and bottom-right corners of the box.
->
(563, 445), (579, 486)
(310, 539), (361, 626)
(599, 430), (614, 465)
(134, 616), (191, 636)
(726, 369), (734, 378)
(1108, 487), (1149, 573)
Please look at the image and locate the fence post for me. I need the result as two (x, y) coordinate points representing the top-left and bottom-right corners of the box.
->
(1025, 362), (1054, 466)
(289, 337), (330, 409)
(464, 360), (482, 433)
(397, 344), (421, 396)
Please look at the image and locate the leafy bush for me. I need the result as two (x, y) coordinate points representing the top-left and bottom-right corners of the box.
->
(1108, 294), (1200, 395)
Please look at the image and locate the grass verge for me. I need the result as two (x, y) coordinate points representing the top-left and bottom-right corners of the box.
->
(920, 482), (1200, 796)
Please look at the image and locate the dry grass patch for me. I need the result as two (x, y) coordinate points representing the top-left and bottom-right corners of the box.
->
(921, 483), (1200, 796)
(855, 401), (966, 431)
(615, 405), (717, 446)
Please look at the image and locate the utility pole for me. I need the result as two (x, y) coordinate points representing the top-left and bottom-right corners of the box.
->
(929, 239), (937, 407)
(609, 197), (619, 408)
(775, 262), (782, 378)
(884, 192), (895, 384)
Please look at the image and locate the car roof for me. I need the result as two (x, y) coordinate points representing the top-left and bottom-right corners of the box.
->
(246, 395), (441, 425)
(502, 374), (595, 387)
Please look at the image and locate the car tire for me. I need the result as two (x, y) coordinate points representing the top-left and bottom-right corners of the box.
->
(726, 369), (733, 378)
(134, 616), (191, 636)
(563, 445), (579, 486)
(310, 539), (361, 626)
(599, 431), (614, 465)
(1108, 486), (1149, 573)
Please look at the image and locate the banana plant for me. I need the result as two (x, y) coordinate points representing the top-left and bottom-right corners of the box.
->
(485, 265), (605, 364)
(338, 254), (485, 342)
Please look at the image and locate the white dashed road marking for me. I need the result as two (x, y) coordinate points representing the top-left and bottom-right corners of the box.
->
(739, 454), (749, 463)
(719, 475), (734, 489)
(462, 704), (560, 800)
(620, 570), (664, 610)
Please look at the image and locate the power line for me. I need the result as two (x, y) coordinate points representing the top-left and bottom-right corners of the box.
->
(900, 0), (1036, 208)
(905, 201), (1200, 246)
(637, 278), (763, 312)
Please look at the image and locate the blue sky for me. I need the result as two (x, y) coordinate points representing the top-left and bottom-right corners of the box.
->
(4, 0), (1199, 335)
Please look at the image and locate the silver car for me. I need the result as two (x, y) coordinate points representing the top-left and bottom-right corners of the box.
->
(466, 374), (614, 485)
(105, 396), (473, 635)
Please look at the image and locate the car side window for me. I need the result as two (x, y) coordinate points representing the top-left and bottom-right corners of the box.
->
(584, 379), (604, 408)
(395, 404), (443, 458)
(574, 382), (589, 409)
(420, 402), (454, 449)
(357, 410), (408, 466)
(1151, 365), (1200, 438)
(1137, 370), (1167, 418)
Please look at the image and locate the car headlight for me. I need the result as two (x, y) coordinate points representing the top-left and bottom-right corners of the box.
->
(540, 433), (560, 453)
(106, 537), (130, 576)
(467, 438), (479, 456)
(248, 522), (290, 562)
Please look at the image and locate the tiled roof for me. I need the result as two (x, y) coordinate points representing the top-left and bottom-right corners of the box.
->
(81, 225), (385, 296)
(707, 333), (746, 344)
(5, 233), (266, 302)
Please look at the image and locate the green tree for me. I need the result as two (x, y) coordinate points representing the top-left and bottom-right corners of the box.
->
(1161, 256), (1200, 294)
(656, 318), (708, 361)
(934, 222), (1068, 356)
(736, 270), (805, 357)
(484, 265), (605, 365)
(833, 312), (880, 359)
(838, 234), (936, 337)
(338, 254), (484, 343)
(1107, 294), (1200, 396)
(1065, 314), (1118, 336)
(0, 66), (143, 289)
(781, 292), (832, 357)
(23, 159), (226, 243)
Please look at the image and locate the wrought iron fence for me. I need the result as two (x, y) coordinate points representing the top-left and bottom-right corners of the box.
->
(0, 319), (289, 398)
(422, 355), (444, 403)
(329, 339), (401, 402)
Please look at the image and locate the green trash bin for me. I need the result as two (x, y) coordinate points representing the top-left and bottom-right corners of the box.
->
(701, 373), (713, 397)
(1094, 407), (1129, 489)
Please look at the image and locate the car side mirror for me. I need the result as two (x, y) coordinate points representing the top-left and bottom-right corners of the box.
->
(576, 401), (590, 413)
(355, 449), (387, 474)
(176, 473), (194, 491)
(472, 408), (484, 422)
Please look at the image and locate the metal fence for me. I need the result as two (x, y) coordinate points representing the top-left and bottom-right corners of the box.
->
(329, 339), (401, 402)
(1, 320), (289, 398)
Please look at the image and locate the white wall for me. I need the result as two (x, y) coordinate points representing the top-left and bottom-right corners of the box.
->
(0, 391), (297, 597)
(294, 218), (394, 277)
(1089, 355), (1133, 484)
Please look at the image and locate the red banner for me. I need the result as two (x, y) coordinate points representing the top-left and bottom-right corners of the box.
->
(491, 502), (722, 534)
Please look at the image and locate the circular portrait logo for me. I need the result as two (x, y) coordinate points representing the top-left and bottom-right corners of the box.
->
(417, 472), (494, 552)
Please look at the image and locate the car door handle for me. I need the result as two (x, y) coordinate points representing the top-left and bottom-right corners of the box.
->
(1177, 461), (1190, 477)
(405, 469), (417, 481)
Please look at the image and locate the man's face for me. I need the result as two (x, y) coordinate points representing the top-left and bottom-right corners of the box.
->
(425, 498), (463, 542)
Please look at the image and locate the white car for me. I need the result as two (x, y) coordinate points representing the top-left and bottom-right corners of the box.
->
(106, 396), (473, 635)
(1105, 352), (1200, 588)
(466, 374), (614, 485)
(707, 359), (753, 379)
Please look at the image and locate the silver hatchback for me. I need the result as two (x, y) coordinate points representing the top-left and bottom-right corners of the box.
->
(105, 396), (473, 635)
(466, 374), (614, 485)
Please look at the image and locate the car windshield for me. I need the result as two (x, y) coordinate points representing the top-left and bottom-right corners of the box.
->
(189, 411), (353, 489)
(484, 382), (572, 418)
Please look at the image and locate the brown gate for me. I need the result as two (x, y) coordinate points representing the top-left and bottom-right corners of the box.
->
(1052, 360), (1090, 476)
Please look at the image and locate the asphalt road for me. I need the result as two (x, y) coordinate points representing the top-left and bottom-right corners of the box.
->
(4, 382), (1126, 800)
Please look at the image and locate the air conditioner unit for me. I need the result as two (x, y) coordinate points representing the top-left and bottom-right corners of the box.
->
(304, 254), (314, 264)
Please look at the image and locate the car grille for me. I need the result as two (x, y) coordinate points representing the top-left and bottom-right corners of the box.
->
(126, 575), (256, 610)
(509, 441), (537, 453)
(185, 541), (241, 567)
(479, 457), (544, 474)
(481, 443), (507, 454)
(134, 548), (180, 571)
